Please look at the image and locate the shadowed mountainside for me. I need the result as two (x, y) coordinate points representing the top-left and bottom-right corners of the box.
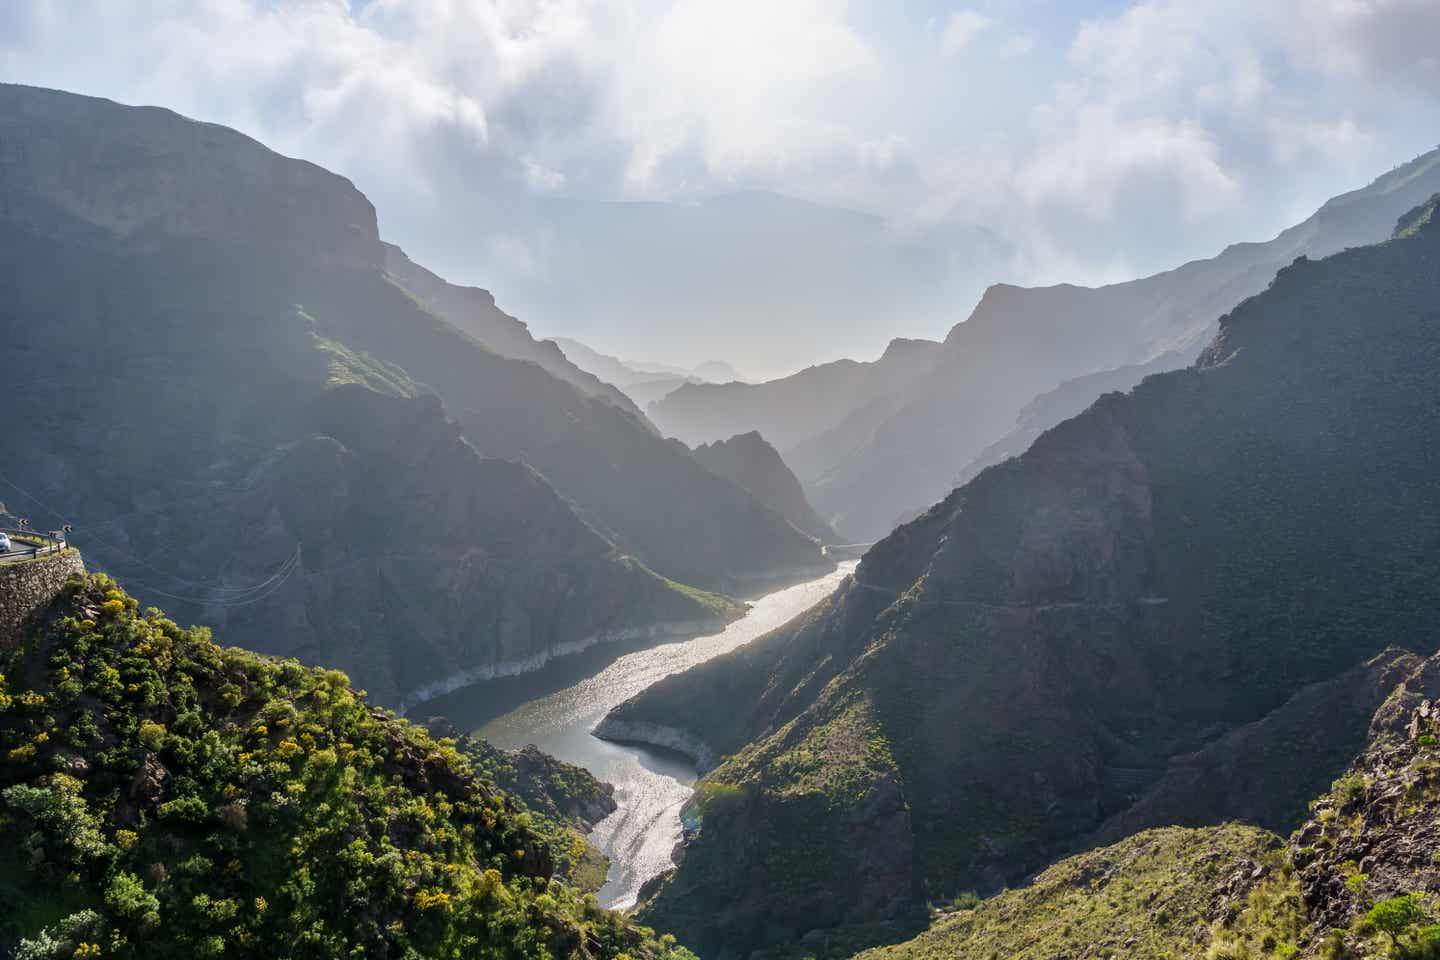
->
(381, 243), (647, 420)
(671, 148), (1440, 541)
(861, 646), (1440, 960)
(607, 196), (1440, 957)
(691, 432), (840, 544)
(0, 83), (829, 705)
(815, 146), (1440, 540)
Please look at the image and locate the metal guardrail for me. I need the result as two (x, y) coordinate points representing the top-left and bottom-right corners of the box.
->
(0, 527), (68, 564)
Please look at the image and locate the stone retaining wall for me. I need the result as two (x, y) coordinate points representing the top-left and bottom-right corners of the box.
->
(0, 549), (84, 650)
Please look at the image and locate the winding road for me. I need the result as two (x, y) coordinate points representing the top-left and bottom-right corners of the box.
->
(0, 530), (65, 563)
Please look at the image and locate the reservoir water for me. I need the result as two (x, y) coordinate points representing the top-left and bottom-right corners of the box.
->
(417, 562), (855, 910)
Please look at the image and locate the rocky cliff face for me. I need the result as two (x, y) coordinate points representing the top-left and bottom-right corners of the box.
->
(617, 198), (1440, 957)
(1289, 689), (1440, 950)
(0, 549), (84, 650)
(146, 384), (735, 707)
(691, 432), (839, 543)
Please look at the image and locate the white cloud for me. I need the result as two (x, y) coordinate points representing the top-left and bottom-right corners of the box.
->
(940, 9), (993, 57)
(1000, 34), (1035, 58)
(0, 0), (1436, 358)
(604, 0), (880, 192)
(1016, 111), (1241, 223)
(1284, 0), (1440, 91)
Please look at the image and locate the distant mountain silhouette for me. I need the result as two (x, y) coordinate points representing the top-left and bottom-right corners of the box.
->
(655, 148), (1440, 541)
(809, 145), (1440, 539)
(550, 337), (743, 409)
(479, 190), (1010, 378)
(650, 338), (943, 478)
(691, 432), (840, 544)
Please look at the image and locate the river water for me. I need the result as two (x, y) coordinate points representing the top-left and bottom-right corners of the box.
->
(418, 562), (855, 910)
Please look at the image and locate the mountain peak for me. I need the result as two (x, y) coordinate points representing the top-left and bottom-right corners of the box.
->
(0, 82), (381, 270)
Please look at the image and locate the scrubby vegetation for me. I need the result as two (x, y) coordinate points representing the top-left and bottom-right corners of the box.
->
(0, 574), (694, 959)
(856, 825), (1302, 960)
(457, 738), (616, 894)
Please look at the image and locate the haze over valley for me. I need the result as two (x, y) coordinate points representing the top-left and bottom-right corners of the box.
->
(2, 3), (1440, 959)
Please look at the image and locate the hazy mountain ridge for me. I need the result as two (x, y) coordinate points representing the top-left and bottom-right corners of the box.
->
(649, 337), (943, 465)
(690, 432), (840, 544)
(826, 146), (1440, 539)
(475, 190), (1008, 382)
(950, 350), (1189, 491)
(607, 196), (1440, 956)
(707, 146), (1440, 541)
(550, 337), (736, 409)
(381, 244), (647, 421)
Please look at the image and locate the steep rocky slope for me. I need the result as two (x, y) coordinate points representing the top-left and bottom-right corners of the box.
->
(649, 338), (942, 466)
(858, 649), (1440, 960)
(691, 433), (839, 543)
(0, 573), (698, 959)
(950, 350), (1186, 491)
(612, 197), (1440, 957)
(381, 244), (646, 420)
(1286, 685), (1440, 956)
(802, 147), (1440, 539)
(0, 84), (826, 704)
(1090, 648), (1430, 846)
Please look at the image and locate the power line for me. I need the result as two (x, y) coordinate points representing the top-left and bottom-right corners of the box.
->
(0, 468), (302, 603)
(115, 545), (303, 609)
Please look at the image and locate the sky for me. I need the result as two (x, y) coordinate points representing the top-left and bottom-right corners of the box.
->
(2, 0), (1438, 376)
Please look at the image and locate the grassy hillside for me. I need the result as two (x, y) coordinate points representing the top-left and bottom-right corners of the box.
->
(861, 646), (1440, 960)
(0, 572), (694, 959)
(854, 825), (1302, 960)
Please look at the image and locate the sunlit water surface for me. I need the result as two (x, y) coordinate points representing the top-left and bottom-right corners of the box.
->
(431, 563), (855, 910)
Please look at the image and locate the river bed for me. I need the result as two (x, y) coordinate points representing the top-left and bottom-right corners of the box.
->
(418, 562), (855, 910)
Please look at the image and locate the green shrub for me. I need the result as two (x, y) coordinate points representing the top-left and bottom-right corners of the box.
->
(155, 795), (208, 823)
(0, 574), (698, 960)
(104, 872), (160, 930)
(1369, 894), (1430, 944)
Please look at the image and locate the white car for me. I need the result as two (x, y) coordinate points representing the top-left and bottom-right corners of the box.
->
(0, 533), (11, 553)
